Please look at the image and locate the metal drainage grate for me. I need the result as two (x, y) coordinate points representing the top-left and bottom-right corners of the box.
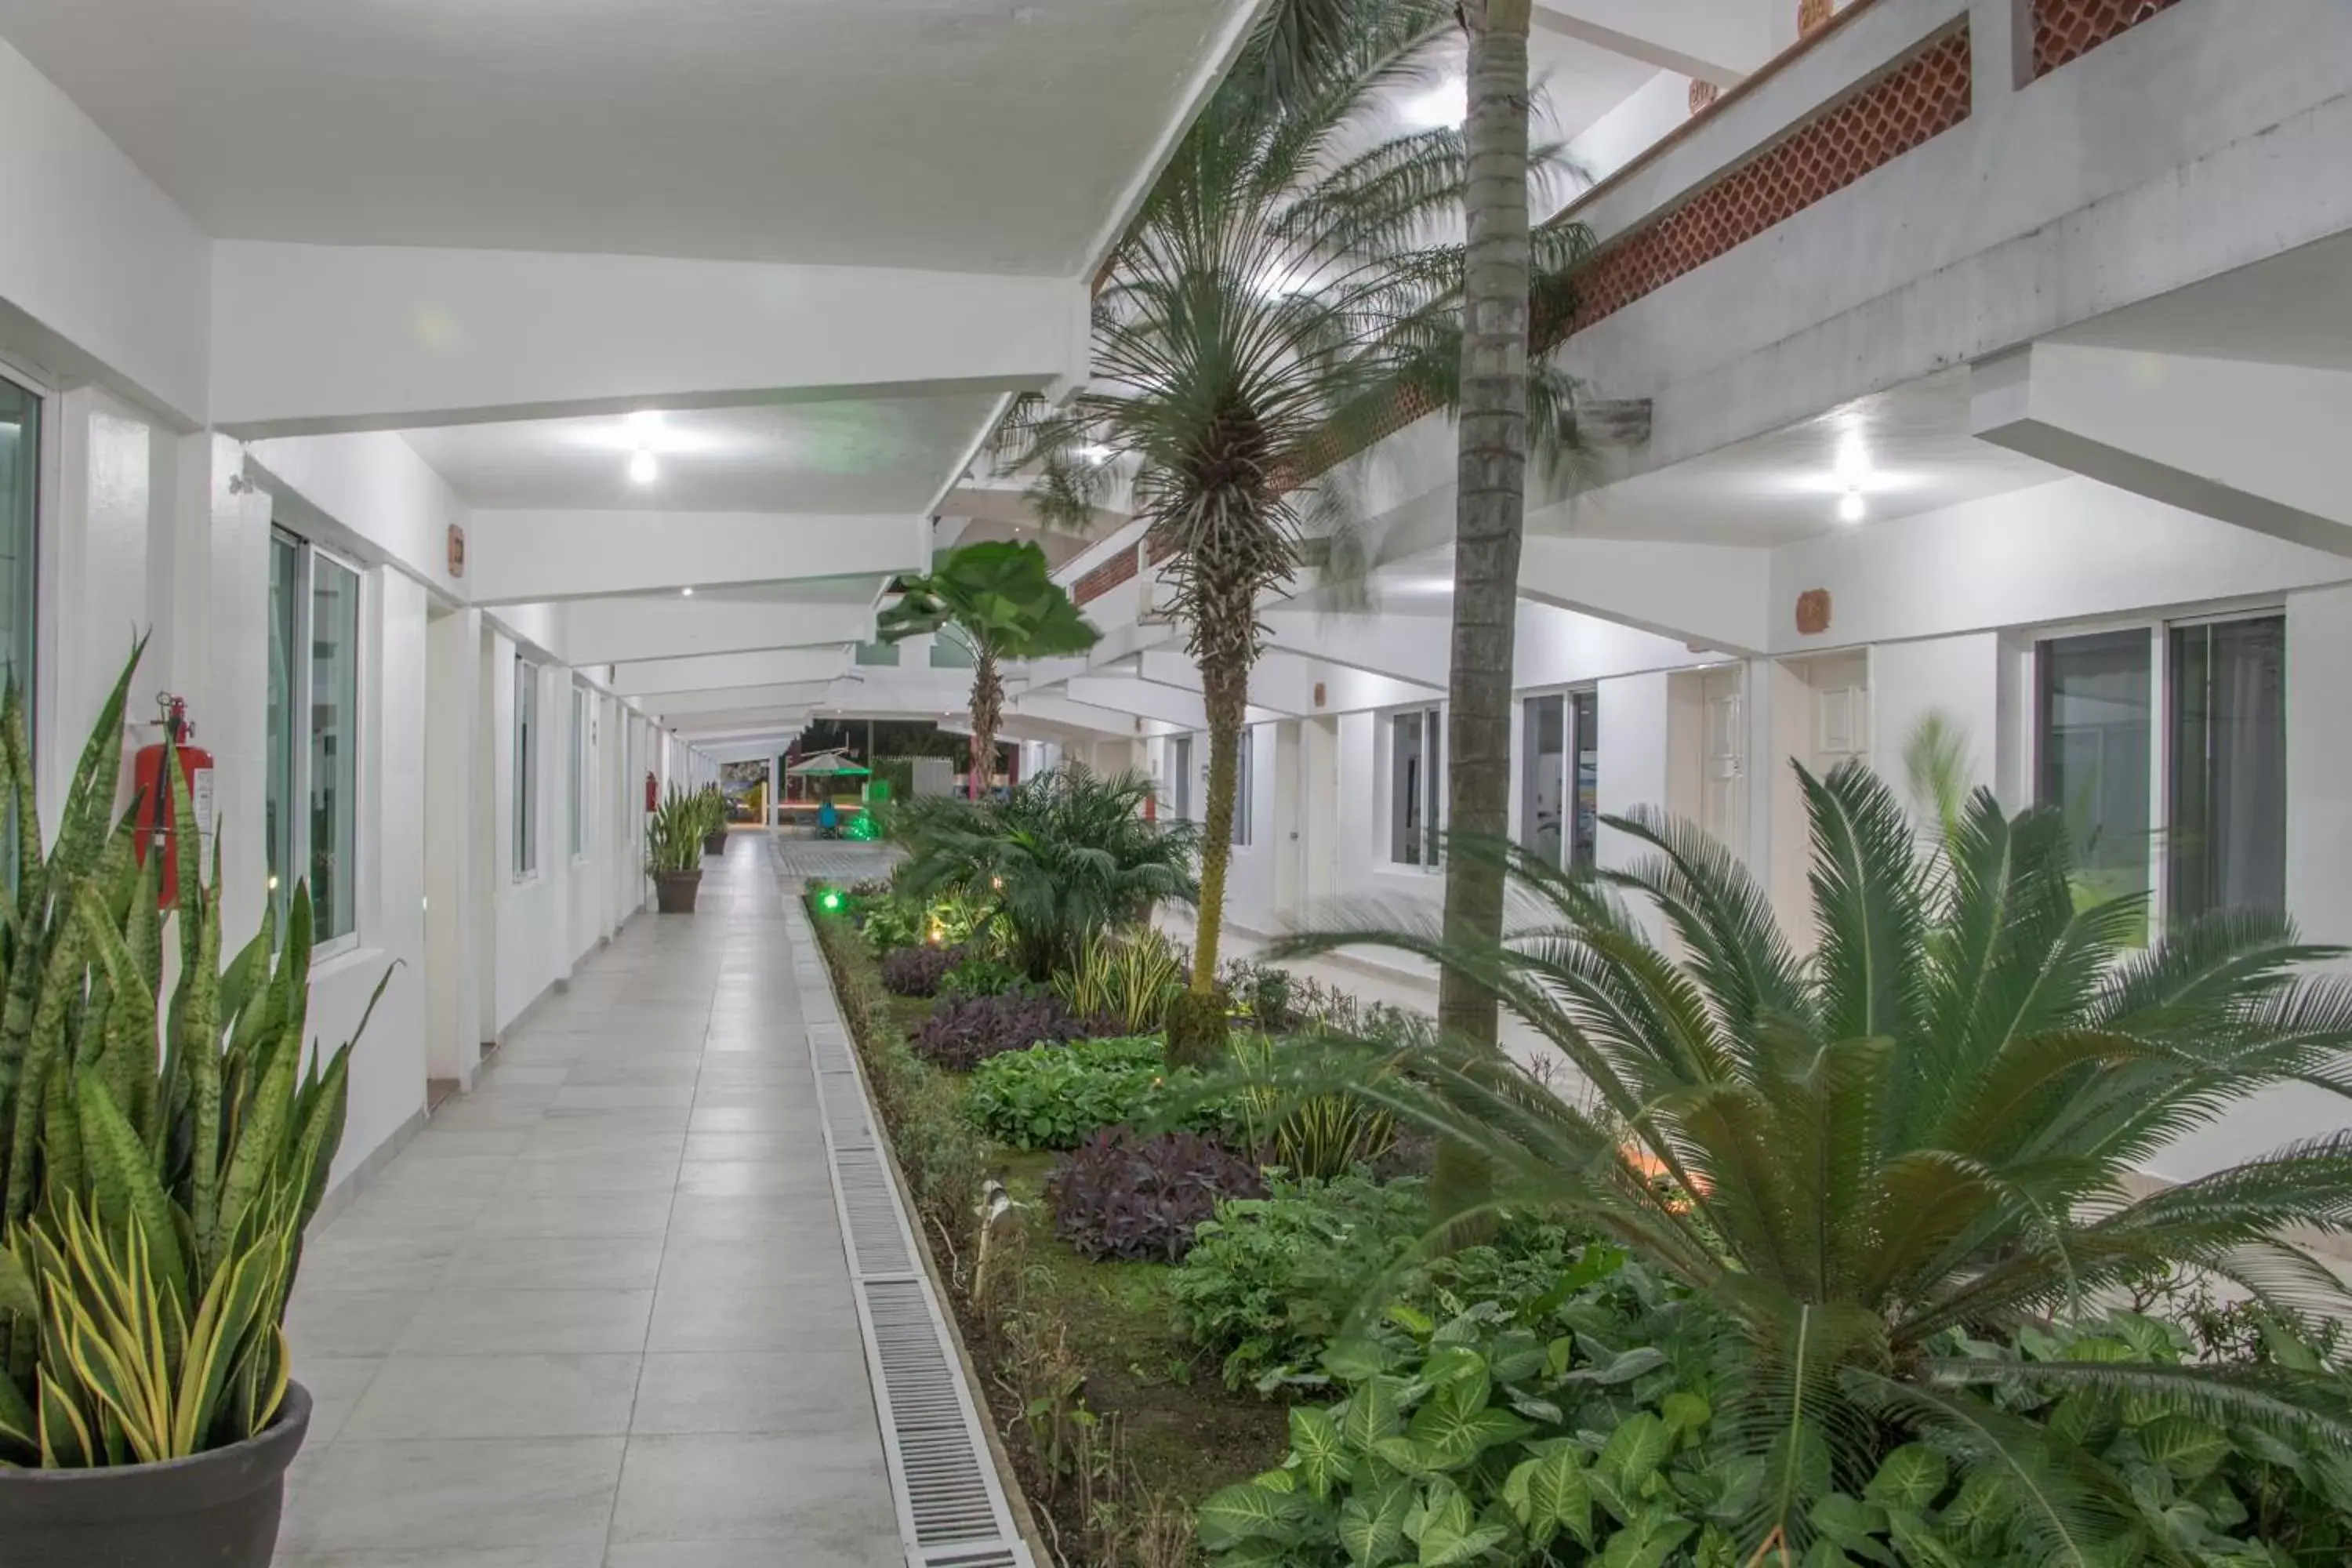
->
(784, 900), (1033, 1568)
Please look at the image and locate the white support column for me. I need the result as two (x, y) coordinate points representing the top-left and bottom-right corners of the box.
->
(425, 608), (482, 1089)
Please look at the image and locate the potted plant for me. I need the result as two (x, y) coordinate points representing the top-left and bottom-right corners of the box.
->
(648, 784), (717, 913)
(699, 785), (731, 858)
(0, 647), (388, 1567)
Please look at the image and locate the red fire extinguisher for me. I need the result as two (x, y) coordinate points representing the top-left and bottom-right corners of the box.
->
(133, 693), (214, 908)
(644, 771), (659, 811)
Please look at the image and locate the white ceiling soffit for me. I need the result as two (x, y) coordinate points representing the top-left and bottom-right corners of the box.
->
(0, 0), (1261, 274)
(1538, 369), (2067, 547)
(403, 397), (1007, 513)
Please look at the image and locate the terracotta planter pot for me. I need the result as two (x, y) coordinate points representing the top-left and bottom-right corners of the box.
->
(0, 1381), (311, 1568)
(702, 829), (731, 857)
(655, 869), (703, 913)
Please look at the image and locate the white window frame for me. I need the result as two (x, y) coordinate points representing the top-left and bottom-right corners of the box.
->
(568, 684), (589, 862)
(1387, 706), (1444, 869)
(1167, 735), (1193, 821)
(2027, 602), (2287, 944)
(268, 528), (365, 961)
(514, 655), (539, 881)
(1231, 728), (1254, 848)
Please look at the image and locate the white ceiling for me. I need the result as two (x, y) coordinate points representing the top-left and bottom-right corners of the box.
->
(401, 395), (998, 512)
(0, 0), (1249, 272)
(1541, 370), (2067, 546)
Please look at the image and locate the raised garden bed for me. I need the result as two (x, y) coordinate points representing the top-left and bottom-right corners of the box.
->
(808, 902), (1287, 1565)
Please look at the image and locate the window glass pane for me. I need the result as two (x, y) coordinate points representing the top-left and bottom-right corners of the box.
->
(0, 376), (35, 707)
(569, 688), (586, 858)
(2168, 617), (2285, 924)
(1392, 711), (1428, 865)
(2037, 630), (2151, 934)
(1423, 710), (1443, 866)
(1231, 730), (1252, 847)
(855, 641), (901, 666)
(929, 637), (975, 670)
(514, 659), (537, 875)
(265, 535), (299, 936)
(1169, 737), (1192, 820)
(1522, 695), (1565, 865)
(309, 554), (359, 942)
(1570, 691), (1599, 874)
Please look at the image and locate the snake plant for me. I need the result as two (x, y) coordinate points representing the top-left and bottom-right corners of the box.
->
(0, 643), (387, 1468)
(645, 784), (724, 876)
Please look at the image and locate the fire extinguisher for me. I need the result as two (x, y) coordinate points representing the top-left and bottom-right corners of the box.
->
(644, 771), (659, 811)
(133, 693), (214, 908)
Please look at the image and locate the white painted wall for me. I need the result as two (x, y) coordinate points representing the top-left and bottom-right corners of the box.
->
(0, 39), (210, 426)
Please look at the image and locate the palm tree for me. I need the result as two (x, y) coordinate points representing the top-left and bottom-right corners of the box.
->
(1004, 2), (1588, 1064)
(1439, 0), (1536, 1053)
(1277, 763), (2352, 1550)
(876, 540), (1101, 800)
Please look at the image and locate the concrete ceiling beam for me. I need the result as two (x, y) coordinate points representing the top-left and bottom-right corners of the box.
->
(469, 511), (925, 604)
(612, 646), (851, 697)
(1532, 0), (1774, 86)
(1973, 343), (2352, 558)
(209, 241), (1091, 437)
(561, 596), (877, 666)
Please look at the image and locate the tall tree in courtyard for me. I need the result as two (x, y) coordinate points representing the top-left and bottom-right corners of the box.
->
(1438, 0), (1534, 1055)
(876, 540), (1101, 799)
(1001, 5), (1469, 1063)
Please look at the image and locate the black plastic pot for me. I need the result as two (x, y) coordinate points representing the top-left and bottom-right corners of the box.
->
(702, 829), (731, 857)
(655, 869), (703, 913)
(0, 1381), (310, 1568)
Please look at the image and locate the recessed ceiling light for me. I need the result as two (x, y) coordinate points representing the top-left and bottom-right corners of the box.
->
(1838, 491), (1866, 524)
(681, 586), (695, 597)
(629, 450), (659, 485)
(1399, 81), (1466, 129)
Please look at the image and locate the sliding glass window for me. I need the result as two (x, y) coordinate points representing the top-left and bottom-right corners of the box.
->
(2035, 615), (2286, 938)
(266, 527), (361, 950)
(2168, 617), (2285, 924)
(1520, 691), (1599, 873)
(2035, 630), (2153, 931)
(514, 658), (539, 878)
(1390, 709), (1442, 867)
(0, 375), (35, 712)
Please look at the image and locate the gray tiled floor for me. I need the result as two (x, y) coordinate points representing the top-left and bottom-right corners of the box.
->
(278, 837), (897, 1567)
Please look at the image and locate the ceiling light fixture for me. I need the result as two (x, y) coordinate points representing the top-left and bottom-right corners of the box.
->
(681, 586), (695, 597)
(1838, 491), (1866, 524)
(629, 449), (659, 485)
(1399, 80), (1467, 129)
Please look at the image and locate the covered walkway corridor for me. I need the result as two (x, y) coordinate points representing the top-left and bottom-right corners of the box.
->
(275, 837), (895, 1567)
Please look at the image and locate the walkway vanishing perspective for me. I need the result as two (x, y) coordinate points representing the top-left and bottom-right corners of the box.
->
(278, 836), (899, 1567)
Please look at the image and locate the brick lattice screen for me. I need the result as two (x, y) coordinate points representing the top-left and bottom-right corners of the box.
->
(1541, 20), (1973, 349)
(1071, 544), (1140, 605)
(1286, 18), (1973, 487)
(2031, 0), (2184, 77)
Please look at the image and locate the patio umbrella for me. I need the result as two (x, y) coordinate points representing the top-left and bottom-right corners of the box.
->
(787, 750), (870, 778)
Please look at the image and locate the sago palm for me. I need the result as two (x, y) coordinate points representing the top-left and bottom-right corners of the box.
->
(1003, 3), (1590, 1063)
(1277, 762), (2352, 1555)
(891, 765), (1200, 981)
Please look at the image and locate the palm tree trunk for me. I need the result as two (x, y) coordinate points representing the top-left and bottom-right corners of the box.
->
(1167, 653), (1247, 1068)
(968, 648), (1004, 802)
(1190, 658), (1248, 993)
(1439, 0), (1533, 1053)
